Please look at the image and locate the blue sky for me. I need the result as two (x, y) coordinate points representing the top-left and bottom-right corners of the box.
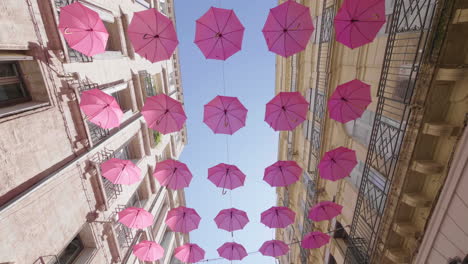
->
(175, 0), (279, 262)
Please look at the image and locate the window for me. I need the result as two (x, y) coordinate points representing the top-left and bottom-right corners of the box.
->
(52, 236), (84, 264)
(0, 62), (29, 107)
(158, 0), (168, 15)
(345, 110), (375, 146)
(152, 203), (169, 237)
(135, 0), (151, 8)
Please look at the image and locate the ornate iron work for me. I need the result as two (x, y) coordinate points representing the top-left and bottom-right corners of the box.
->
(140, 70), (157, 97)
(54, 0), (93, 63)
(305, 1), (336, 197)
(115, 205), (134, 250)
(345, 0), (446, 263)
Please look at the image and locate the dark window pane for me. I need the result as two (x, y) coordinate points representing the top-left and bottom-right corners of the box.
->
(0, 63), (17, 77)
(0, 83), (25, 102)
(56, 237), (84, 264)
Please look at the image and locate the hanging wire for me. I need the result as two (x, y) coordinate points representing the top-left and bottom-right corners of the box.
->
(198, 226), (351, 262)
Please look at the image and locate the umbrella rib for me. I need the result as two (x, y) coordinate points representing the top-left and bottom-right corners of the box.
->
(206, 37), (221, 58)
(285, 7), (310, 29)
(211, 8), (222, 33)
(221, 35), (242, 50)
(285, 31), (307, 50)
(354, 1), (386, 20)
(61, 8), (89, 29)
(137, 13), (156, 35)
(195, 20), (218, 34)
(157, 38), (171, 59)
(222, 28), (245, 36)
(220, 10), (234, 34)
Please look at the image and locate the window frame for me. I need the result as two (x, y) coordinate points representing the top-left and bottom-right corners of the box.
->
(0, 61), (31, 107)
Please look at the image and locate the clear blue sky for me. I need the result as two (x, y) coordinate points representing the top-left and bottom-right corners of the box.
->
(175, 0), (279, 263)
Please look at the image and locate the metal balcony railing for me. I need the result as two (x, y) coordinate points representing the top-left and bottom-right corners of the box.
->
(304, 1), (337, 208)
(344, 0), (452, 263)
(54, 0), (93, 63)
(140, 70), (157, 97)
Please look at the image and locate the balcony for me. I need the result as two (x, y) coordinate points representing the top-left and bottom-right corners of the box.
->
(139, 70), (158, 97)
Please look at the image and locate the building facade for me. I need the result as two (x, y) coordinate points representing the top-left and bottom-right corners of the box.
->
(275, 0), (468, 263)
(0, 0), (188, 263)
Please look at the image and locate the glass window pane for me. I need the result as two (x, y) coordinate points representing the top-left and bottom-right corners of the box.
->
(0, 83), (25, 102)
(56, 237), (84, 264)
(0, 63), (17, 77)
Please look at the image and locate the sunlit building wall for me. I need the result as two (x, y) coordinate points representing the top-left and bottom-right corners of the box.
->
(0, 0), (189, 263)
(275, 0), (468, 263)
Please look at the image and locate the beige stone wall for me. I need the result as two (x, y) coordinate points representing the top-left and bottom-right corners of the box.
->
(0, 0), (188, 263)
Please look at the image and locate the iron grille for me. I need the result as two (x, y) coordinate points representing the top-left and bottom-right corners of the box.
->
(78, 81), (110, 144)
(140, 70), (157, 97)
(115, 205), (134, 250)
(305, 2), (336, 199)
(54, 0), (93, 63)
(344, 0), (448, 263)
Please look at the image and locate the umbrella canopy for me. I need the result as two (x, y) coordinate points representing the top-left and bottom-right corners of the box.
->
(214, 208), (249, 232)
(318, 147), (357, 181)
(334, 0), (386, 49)
(133, 240), (164, 261)
(118, 207), (153, 229)
(79, 89), (123, 129)
(328, 79), (372, 123)
(262, 0), (314, 57)
(301, 231), (331, 249)
(265, 92), (309, 131)
(142, 94), (187, 134)
(128, 8), (178, 62)
(264, 160), (302, 187)
(58, 2), (108, 56)
(165, 206), (201, 233)
(203, 96), (248, 135)
(174, 243), (205, 263)
(208, 163), (246, 190)
(259, 240), (289, 257)
(153, 159), (192, 190)
(261, 206), (295, 228)
(217, 242), (248, 261)
(195, 7), (245, 60)
(101, 158), (141, 185)
(309, 201), (343, 221)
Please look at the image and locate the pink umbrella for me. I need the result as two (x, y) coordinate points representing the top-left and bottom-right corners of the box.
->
(328, 79), (372, 123)
(262, 1), (314, 57)
(203, 96), (248, 135)
(214, 208), (249, 232)
(208, 163), (246, 191)
(101, 158), (141, 185)
(261, 206), (295, 228)
(318, 147), (357, 181)
(195, 7), (245, 60)
(259, 240), (289, 257)
(309, 201), (343, 221)
(165, 206), (201, 233)
(128, 8), (178, 63)
(265, 92), (309, 131)
(301, 231), (331, 249)
(133, 240), (164, 262)
(334, 0), (386, 49)
(217, 242), (248, 261)
(118, 207), (153, 229)
(58, 2), (108, 56)
(153, 159), (192, 190)
(79, 89), (123, 129)
(174, 243), (205, 263)
(142, 94), (187, 134)
(264, 160), (302, 187)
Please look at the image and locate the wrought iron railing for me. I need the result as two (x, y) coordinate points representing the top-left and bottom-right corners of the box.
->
(54, 0), (93, 63)
(344, 0), (449, 263)
(140, 70), (157, 97)
(78, 82), (110, 144)
(305, 2), (336, 194)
